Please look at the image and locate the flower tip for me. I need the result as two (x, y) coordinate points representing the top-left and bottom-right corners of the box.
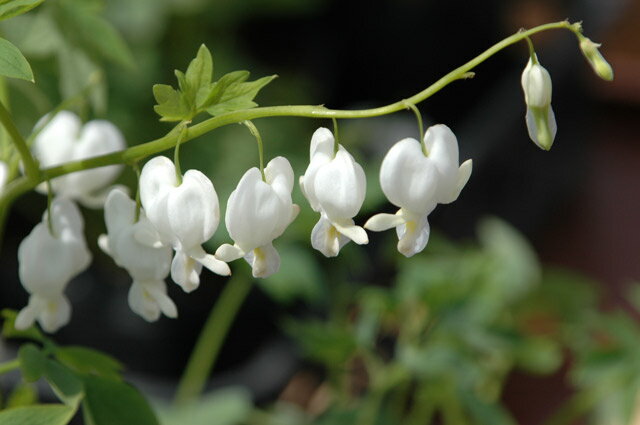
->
(579, 36), (614, 81)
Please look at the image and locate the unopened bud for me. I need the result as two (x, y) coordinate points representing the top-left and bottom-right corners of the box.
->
(578, 35), (614, 81)
(521, 56), (557, 150)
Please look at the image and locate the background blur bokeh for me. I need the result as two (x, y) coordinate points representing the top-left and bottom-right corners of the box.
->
(1, 0), (640, 424)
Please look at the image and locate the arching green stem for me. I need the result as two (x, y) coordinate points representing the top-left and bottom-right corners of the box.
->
(0, 100), (39, 181)
(242, 120), (265, 181)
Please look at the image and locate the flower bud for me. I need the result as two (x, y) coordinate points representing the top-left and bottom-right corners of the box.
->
(578, 35), (614, 81)
(521, 56), (557, 150)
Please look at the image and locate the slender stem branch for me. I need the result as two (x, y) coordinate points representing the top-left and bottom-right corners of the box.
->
(0, 20), (579, 244)
(242, 121), (266, 181)
(173, 122), (189, 185)
(174, 275), (253, 406)
(403, 102), (425, 154)
(0, 358), (19, 375)
(0, 101), (39, 180)
(332, 117), (339, 156)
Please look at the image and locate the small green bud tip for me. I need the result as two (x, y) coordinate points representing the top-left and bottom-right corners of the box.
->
(579, 36), (614, 81)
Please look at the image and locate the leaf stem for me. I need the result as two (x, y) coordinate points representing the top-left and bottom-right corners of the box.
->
(174, 275), (253, 406)
(0, 100), (39, 181)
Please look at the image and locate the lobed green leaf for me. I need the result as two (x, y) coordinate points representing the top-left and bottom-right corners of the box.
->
(0, 37), (34, 82)
(0, 404), (76, 425)
(0, 0), (46, 22)
(82, 375), (159, 425)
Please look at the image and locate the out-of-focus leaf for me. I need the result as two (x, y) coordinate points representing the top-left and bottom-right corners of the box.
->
(82, 375), (158, 425)
(0, 404), (75, 425)
(513, 337), (562, 375)
(5, 383), (37, 408)
(0, 37), (33, 81)
(159, 387), (252, 425)
(44, 360), (83, 404)
(285, 321), (356, 365)
(1, 310), (44, 342)
(20, 12), (62, 57)
(58, 45), (105, 114)
(477, 217), (540, 300)
(56, 1), (134, 68)
(18, 343), (46, 382)
(0, 0), (45, 21)
(460, 391), (517, 425)
(258, 245), (325, 305)
(54, 346), (122, 380)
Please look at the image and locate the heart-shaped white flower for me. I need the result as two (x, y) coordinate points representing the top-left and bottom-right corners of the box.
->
(365, 124), (472, 257)
(299, 127), (368, 257)
(216, 156), (299, 278)
(139, 156), (230, 292)
(98, 188), (176, 322)
(32, 111), (126, 207)
(16, 197), (91, 333)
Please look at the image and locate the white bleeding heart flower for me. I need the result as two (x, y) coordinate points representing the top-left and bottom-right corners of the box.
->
(365, 124), (472, 257)
(299, 127), (368, 257)
(15, 197), (91, 333)
(215, 157), (299, 278)
(32, 111), (126, 207)
(521, 55), (557, 150)
(139, 156), (230, 292)
(0, 160), (7, 192)
(98, 188), (176, 322)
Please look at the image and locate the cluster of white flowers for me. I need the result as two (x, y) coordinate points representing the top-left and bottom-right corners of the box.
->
(14, 109), (475, 332)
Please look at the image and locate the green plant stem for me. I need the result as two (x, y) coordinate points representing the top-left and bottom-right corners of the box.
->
(0, 101), (39, 181)
(0, 20), (578, 247)
(242, 121), (265, 181)
(332, 117), (339, 156)
(0, 358), (19, 375)
(174, 275), (253, 406)
(403, 102), (425, 154)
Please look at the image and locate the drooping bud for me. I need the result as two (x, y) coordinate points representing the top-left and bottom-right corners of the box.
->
(521, 55), (557, 150)
(578, 34), (614, 81)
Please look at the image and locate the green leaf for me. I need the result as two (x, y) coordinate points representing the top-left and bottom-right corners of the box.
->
(82, 375), (159, 425)
(159, 387), (252, 425)
(0, 404), (76, 425)
(205, 73), (276, 116)
(0, 0), (45, 21)
(18, 343), (46, 382)
(184, 44), (213, 100)
(198, 70), (249, 109)
(44, 360), (83, 404)
(1, 309), (44, 342)
(0, 37), (34, 82)
(54, 346), (122, 380)
(56, 1), (134, 68)
(152, 84), (191, 122)
(285, 320), (356, 365)
(5, 383), (38, 409)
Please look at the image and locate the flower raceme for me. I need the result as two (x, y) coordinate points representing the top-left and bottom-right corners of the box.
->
(365, 124), (472, 257)
(32, 111), (126, 207)
(521, 55), (557, 150)
(98, 189), (176, 322)
(299, 127), (368, 257)
(139, 156), (230, 293)
(16, 197), (91, 333)
(215, 157), (299, 278)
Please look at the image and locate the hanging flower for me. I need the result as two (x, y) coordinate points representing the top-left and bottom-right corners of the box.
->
(365, 124), (472, 257)
(31, 111), (126, 207)
(15, 197), (91, 333)
(521, 55), (557, 150)
(299, 127), (368, 257)
(139, 156), (230, 292)
(215, 157), (299, 278)
(98, 188), (176, 322)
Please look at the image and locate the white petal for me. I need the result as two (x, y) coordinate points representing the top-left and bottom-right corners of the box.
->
(310, 215), (349, 257)
(264, 156), (295, 197)
(170, 251), (202, 292)
(139, 156), (178, 218)
(188, 245), (231, 276)
(309, 127), (335, 159)
(332, 219), (368, 245)
(525, 106), (557, 151)
(364, 212), (405, 232)
(314, 147), (366, 220)
(244, 243), (280, 278)
(167, 169), (219, 250)
(215, 244), (245, 262)
(380, 138), (438, 214)
(396, 212), (430, 257)
(0, 160), (8, 190)
(103, 188), (135, 236)
(15, 299), (39, 330)
(423, 124), (460, 202)
(97, 234), (110, 255)
(128, 281), (160, 322)
(133, 218), (165, 248)
(38, 294), (72, 333)
(32, 111), (80, 168)
(521, 57), (552, 108)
